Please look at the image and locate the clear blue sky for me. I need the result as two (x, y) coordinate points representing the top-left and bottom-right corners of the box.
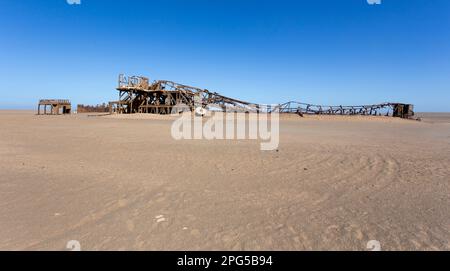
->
(0, 0), (449, 111)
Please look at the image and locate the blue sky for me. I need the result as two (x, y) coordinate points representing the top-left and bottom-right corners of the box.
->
(0, 0), (449, 111)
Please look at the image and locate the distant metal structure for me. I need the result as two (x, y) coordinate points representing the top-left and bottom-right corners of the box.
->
(111, 74), (414, 119)
(77, 103), (109, 113)
(275, 102), (414, 118)
(38, 99), (72, 115)
(110, 74), (257, 114)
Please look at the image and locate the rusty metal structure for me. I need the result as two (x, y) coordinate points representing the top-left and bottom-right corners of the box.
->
(77, 103), (109, 113)
(275, 102), (414, 118)
(110, 74), (257, 114)
(38, 99), (71, 115)
(110, 74), (415, 119)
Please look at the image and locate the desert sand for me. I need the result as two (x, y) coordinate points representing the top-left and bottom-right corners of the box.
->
(0, 110), (449, 251)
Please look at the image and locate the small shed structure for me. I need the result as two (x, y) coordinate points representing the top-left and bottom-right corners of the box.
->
(38, 100), (72, 115)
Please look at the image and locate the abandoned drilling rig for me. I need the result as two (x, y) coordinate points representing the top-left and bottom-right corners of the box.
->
(110, 74), (414, 119)
(109, 74), (256, 115)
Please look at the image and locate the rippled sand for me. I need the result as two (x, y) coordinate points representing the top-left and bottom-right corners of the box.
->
(0, 111), (449, 251)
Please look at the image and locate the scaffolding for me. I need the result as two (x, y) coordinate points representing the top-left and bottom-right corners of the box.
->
(111, 74), (415, 119)
(111, 74), (256, 114)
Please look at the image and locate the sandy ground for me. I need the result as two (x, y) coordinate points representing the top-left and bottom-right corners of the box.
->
(0, 110), (449, 251)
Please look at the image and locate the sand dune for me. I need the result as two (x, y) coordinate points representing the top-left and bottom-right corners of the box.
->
(0, 111), (449, 250)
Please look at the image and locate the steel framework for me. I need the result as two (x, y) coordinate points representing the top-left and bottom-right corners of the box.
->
(274, 101), (414, 118)
(110, 74), (258, 114)
(111, 74), (414, 119)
